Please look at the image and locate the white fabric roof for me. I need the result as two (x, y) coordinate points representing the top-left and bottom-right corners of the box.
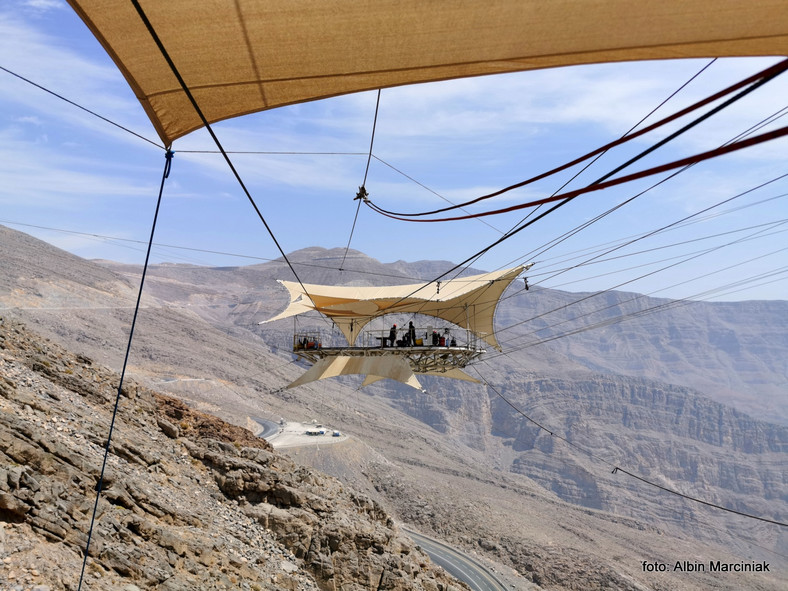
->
(262, 266), (524, 350)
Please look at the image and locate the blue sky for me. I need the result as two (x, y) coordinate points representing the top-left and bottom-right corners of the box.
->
(1, 0), (787, 301)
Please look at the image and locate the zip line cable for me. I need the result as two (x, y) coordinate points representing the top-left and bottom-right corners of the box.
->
(418, 188), (788, 356)
(491, 245), (788, 357)
(77, 149), (173, 590)
(446, 60), (720, 282)
(365, 58), (788, 220)
(6, 50), (784, 347)
(489, 219), (788, 350)
(483, 167), (788, 325)
(539, 223), (788, 288)
(8, 56), (782, 308)
(528, 172), (788, 290)
(507, 59), (720, 248)
(6, 57), (783, 293)
(488, 264), (788, 361)
(477, 250), (788, 368)
(341, 90), (382, 270)
(520, 191), (788, 276)
(473, 365), (788, 528)
(366, 124), (788, 224)
(489, 101), (788, 283)
(360, 59), (788, 316)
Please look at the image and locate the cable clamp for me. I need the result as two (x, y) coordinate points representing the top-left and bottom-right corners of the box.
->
(354, 186), (369, 202)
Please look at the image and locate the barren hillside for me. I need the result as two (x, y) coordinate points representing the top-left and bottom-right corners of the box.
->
(2, 225), (786, 590)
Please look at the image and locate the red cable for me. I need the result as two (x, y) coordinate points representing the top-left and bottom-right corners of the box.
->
(366, 125), (788, 222)
(368, 58), (788, 219)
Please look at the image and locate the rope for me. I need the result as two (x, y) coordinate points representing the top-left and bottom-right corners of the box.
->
(354, 59), (788, 318)
(341, 90), (382, 270)
(451, 59), (719, 279)
(77, 149), (173, 590)
(366, 124), (788, 223)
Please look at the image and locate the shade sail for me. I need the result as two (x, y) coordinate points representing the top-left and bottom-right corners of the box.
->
(289, 356), (423, 390)
(67, 1), (788, 146)
(289, 357), (479, 390)
(262, 266), (524, 350)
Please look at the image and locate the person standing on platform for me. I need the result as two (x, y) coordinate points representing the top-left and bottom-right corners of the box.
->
(408, 321), (416, 346)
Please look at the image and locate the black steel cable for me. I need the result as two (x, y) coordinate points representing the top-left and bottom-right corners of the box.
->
(424, 60), (721, 300)
(77, 149), (173, 590)
(482, 58), (720, 270)
(366, 58), (788, 219)
(0, 65), (163, 150)
(362, 60), (788, 315)
(341, 90), (382, 270)
(129, 0), (312, 300)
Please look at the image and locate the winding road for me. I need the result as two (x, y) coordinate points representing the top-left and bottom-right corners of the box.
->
(253, 418), (517, 590)
(404, 528), (510, 591)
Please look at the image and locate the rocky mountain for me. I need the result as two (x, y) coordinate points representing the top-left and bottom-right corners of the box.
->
(0, 315), (467, 591)
(91, 240), (788, 426)
(2, 224), (787, 590)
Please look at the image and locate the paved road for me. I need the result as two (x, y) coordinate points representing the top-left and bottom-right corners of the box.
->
(405, 528), (509, 591)
(251, 417), (280, 439)
(252, 420), (513, 589)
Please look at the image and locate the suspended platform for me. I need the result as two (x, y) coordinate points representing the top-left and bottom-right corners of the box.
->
(288, 327), (486, 390)
(293, 343), (485, 373)
(260, 265), (529, 390)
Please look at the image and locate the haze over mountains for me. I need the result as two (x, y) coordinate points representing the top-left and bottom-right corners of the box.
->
(1, 224), (786, 590)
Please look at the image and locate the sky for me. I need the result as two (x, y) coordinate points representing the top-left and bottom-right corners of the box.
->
(1, 1), (787, 302)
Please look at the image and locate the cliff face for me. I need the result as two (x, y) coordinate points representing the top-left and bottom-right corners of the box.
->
(0, 316), (466, 591)
(374, 367), (787, 560)
(490, 375), (787, 513)
(494, 286), (788, 425)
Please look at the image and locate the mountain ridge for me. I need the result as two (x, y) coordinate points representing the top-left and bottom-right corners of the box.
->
(2, 224), (786, 589)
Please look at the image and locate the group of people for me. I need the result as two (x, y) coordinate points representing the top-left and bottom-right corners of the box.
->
(388, 322), (416, 347)
(387, 322), (456, 347)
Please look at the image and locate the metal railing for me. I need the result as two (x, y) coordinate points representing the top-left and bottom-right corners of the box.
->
(293, 326), (483, 352)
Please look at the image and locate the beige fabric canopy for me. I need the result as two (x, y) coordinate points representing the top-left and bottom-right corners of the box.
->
(67, 0), (788, 146)
(262, 266), (524, 350)
(288, 357), (481, 391)
(289, 356), (423, 390)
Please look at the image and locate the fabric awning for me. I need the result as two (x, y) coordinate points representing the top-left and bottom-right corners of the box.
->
(262, 266), (524, 350)
(67, 1), (788, 146)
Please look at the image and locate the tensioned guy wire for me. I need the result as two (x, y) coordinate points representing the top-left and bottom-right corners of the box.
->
(129, 0), (311, 299)
(77, 149), (173, 591)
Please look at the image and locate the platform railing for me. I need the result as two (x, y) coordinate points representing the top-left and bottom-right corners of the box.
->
(293, 327), (482, 352)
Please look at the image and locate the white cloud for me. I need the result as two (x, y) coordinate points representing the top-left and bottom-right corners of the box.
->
(23, 0), (66, 11)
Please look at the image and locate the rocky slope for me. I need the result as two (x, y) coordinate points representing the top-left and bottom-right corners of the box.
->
(3, 228), (787, 590)
(0, 315), (467, 591)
